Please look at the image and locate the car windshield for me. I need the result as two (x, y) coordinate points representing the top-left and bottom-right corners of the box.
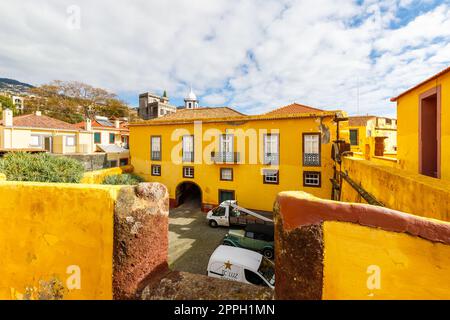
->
(257, 257), (275, 286)
(212, 206), (226, 216)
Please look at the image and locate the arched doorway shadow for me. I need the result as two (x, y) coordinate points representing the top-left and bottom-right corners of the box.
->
(175, 181), (202, 209)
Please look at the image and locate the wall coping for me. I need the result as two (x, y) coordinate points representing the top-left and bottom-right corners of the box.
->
(343, 156), (450, 193)
(276, 191), (450, 245)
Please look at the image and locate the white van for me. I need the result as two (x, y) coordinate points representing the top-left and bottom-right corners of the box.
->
(207, 245), (275, 289)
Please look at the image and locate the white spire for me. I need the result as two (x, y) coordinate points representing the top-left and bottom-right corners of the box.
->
(184, 85), (199, 109)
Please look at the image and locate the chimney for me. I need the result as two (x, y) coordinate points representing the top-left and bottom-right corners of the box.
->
(2, 109), (13, 127)
(35, 111), (42, 116)
(85, 118), (92, 131)
(115, 119), (120, 129)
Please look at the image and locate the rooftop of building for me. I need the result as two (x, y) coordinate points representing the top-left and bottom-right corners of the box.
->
(264, 103), (324, 115)
(74, 118), (129, 132)
(391, 65), (450, 102)
(130, 105), (343, 127)
(0, 112), (82, 131)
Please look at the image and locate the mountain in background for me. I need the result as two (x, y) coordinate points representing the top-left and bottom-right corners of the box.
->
(0, 78), (34, 95)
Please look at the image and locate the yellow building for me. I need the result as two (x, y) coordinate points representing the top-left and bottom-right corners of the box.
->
(391, 66), (450, 180)
(129, 104), (348, 212)
(348, 116), (397, 157)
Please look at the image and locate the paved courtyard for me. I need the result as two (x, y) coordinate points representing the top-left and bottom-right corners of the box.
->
(168, 202), (229, 275)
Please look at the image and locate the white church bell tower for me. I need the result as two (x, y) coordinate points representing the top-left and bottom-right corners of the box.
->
(184, 87), (199, 109)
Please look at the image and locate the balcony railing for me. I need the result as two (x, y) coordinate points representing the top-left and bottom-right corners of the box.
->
(182, 151), (194, 163)
(211, 152), (240, 164)
(304, 153), (320, 166)
(151, 151), (161, 161)
(263, 153), (279, 165)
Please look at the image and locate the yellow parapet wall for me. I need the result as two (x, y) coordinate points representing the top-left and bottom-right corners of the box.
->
(80, 165), (134, 184)
(323, 221), (450, 299)
(0, 181), (121, 300)
(274, 191), (450, 300)
(341, 156), (450, 222)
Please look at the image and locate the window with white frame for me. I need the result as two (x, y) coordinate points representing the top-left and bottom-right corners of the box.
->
(151, 136), (161, 160)
(183, 166), (194, 178)
(66, 135), (76, 147)
(151, 164), (161, 176)
(30, 135), (41, 147)
(219, 134), (234, 162)
(182, 135), (194, 162)
(263, 134), (279, 164)
(303, 133), (320, 166)
(303, 171), (321, 187)
(263, 169), (279, 184)
(220, 168), (233, 181)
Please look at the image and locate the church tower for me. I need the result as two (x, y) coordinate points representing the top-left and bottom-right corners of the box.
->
(184, 87), (199, 109)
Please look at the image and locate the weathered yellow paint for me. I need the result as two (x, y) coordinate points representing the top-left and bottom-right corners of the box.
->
(395, 70), (450, 180)
(341, 157), (450, 221)
(130, 114), (345, 211)
(0, 181), (121, 299)
(322, 221), (450, 300)
(80, 165), (134, 184)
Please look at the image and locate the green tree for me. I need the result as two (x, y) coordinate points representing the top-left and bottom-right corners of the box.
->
(0, 152), (84, 183)
(0, 95), (16, 113)
(26, 81), (132, 123)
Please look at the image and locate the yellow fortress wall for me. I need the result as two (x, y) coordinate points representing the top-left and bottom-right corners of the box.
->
(80, 165), (134, 184)
(341, 156), (450, 221)
(0, 181), (120, 299)
(322, 221), (450, 300)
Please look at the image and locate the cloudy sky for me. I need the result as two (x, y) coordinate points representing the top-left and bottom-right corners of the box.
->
(1, 0), (449, 116)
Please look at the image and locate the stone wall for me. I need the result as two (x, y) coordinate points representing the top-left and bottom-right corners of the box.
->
(58, 153), (109, 171)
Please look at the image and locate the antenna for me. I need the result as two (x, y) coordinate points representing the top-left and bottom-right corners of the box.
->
(357, 77), (360, 115)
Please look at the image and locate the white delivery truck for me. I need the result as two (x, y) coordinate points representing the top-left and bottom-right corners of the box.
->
(207, 245), (275, 289)
(206, 200), (273, 228)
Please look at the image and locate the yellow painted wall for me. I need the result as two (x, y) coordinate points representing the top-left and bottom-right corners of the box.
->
(341, 157), (450, 221)
(130, 116), (342, 211)
(0, 181), (121, 299)
(396, 70), (450, 180)
(80, 165), (134, 184)
(322, 221), (450, 299)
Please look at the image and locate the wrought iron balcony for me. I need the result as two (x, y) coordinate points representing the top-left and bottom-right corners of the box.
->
(151, 151), (161, 161)
(211, 152), (240, 164)
(263, 153), (279, 165)
(303, 153), (320, 166)
(182, 151), (194, 163)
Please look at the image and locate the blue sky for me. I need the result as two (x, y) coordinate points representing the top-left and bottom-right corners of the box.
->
(1, 0), (450, 117)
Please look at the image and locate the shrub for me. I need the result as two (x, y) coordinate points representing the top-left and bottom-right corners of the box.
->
(0, 152), (84, 183)
(102, 173), (144, 185)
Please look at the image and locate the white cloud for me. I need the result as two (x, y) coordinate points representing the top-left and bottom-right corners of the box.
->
(0, 0), (449, 117)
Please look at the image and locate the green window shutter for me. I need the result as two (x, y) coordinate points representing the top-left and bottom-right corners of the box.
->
(94, 132), (101, 143)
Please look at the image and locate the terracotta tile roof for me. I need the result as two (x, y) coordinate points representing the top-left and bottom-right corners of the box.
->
(391, 65), (450, 102)
(349, 115), (376, 127)
(74, 119), (129, 132)
(151, 107), (245, 121)
(0, 114), (81, 131)
(130, 106), (343, 127)
(265, 103), (324, 115)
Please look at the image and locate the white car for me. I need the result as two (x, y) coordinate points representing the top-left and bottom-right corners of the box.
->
(207, 245), (275, 289)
